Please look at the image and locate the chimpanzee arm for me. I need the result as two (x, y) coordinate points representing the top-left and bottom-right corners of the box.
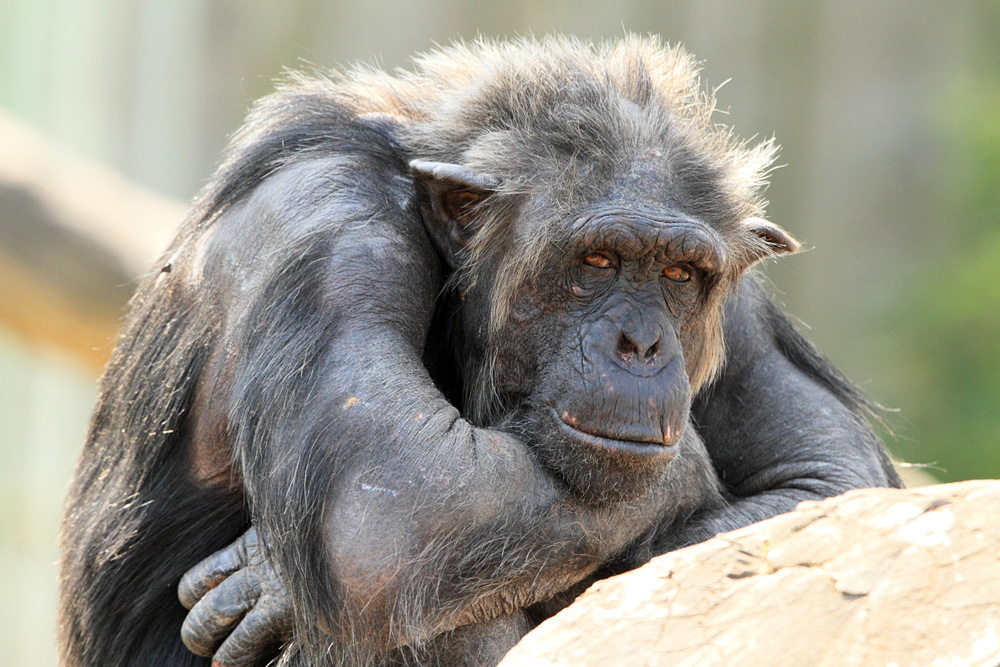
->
(190, 157), (712, 662)
(649, 275), (902, 552)
(239, 324), (708, 656)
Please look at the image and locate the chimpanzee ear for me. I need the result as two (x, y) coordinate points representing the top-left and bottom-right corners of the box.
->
(410, 159), (501, 269)
(744, 217), (801, 262)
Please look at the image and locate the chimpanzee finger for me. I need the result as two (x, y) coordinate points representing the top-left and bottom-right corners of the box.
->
(210, 597), (293, 667)
(180, 568), (262, 658)
(178, 527), (260, 609)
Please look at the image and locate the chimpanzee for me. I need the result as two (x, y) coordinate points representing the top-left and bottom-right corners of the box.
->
(58, 36), (900, 667)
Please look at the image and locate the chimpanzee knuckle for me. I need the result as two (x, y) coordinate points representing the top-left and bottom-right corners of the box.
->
(213, 605), (289, 667)
(177, 571), (207, 610)
(181, 573), (265, 658)
(204, 570), (261, 619)
(179, 621), (215, 657)
(180, 605), (227, 657)
(177, 542), (248, 609)
(178, 566), (227, 611)
(257, 592), (294, 622)
(234, 529), (253, 562)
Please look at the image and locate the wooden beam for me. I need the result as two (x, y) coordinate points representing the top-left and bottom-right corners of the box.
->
(0, 112), (185, 374)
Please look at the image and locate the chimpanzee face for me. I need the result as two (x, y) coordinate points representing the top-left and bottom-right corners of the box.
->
(412, 159), (796, 503)
(473, 204), (730, 501)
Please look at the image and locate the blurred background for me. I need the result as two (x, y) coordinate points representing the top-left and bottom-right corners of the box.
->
(1, 1), (997, 664)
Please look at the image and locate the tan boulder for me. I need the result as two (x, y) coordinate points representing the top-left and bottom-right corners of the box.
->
(501, 481), (1000, 667)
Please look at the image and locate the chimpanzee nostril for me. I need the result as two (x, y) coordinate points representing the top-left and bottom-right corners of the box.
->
(617, 333), (637, 365)
(617, 332), (659, 365)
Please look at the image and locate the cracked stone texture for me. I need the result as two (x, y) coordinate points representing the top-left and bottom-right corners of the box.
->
(500, 481), (1000, 667)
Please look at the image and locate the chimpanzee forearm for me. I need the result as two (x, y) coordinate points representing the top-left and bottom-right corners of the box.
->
(237, 335), (707, 651)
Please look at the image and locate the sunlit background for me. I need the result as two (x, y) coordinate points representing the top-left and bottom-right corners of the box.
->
(1, 2), (997, 664)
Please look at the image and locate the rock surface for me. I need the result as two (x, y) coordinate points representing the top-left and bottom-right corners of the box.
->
(500, 481), (1000, 667)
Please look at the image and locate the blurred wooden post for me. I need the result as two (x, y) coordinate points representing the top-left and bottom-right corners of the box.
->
(0, 112), (184, 374)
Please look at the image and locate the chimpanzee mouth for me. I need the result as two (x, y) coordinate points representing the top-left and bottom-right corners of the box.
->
(550, 409), (676, 459)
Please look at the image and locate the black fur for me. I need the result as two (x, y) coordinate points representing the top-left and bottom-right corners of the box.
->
(59, 37), (900, 667)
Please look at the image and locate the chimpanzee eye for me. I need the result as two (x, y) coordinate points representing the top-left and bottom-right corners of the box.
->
(663, 264), (692, 283)
(582, 253), (613, 269)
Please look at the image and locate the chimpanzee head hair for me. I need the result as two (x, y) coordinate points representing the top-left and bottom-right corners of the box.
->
(394, 37), (793, 412)
(404, 42), (780, 301)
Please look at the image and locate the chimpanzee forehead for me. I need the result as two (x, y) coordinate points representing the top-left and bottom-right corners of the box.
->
(520, 143), (748, 238)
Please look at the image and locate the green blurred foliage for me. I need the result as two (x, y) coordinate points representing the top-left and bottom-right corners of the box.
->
(891, 58), (1000, 480)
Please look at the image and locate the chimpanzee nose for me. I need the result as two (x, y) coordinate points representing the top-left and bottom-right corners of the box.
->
(616, 325), (662, 368)
(582, 301), (674, 377)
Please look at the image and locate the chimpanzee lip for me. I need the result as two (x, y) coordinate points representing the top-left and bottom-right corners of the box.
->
(550, 409), (675, 459)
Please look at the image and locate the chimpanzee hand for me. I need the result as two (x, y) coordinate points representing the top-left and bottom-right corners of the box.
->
(178, 527), (292, 666)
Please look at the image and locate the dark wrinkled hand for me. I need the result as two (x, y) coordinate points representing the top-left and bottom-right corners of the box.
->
(178, 527), (293, 666)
